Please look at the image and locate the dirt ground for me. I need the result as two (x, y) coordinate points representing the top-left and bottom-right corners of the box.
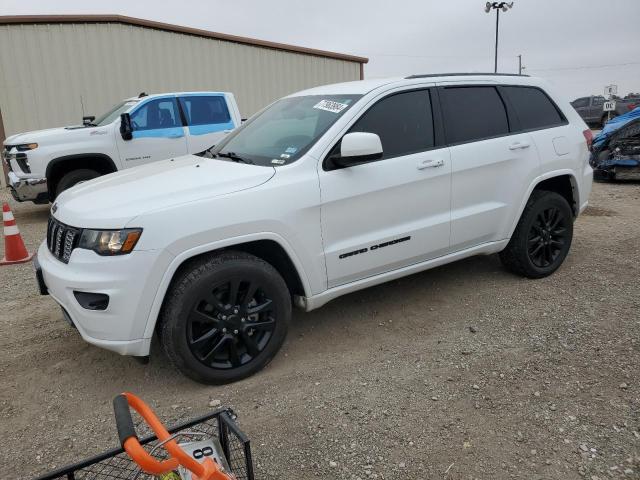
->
(0, 181), (639, 480)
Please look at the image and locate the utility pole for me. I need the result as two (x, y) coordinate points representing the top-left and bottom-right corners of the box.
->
(518, 54), (522, 75)
(484, 2), (514, 73)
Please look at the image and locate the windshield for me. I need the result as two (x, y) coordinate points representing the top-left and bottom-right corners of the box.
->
(210, 94), (362, 166)
(94, 100), (139, 126)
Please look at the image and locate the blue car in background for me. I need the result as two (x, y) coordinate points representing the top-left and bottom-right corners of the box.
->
(591, 107), (640, 180)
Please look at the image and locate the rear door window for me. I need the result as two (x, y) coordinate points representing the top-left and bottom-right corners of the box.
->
(348, 89), (434, 159)
(179, 96), (232, 126)
(502, 86), (565, 131)
(440, 86), (509, 144)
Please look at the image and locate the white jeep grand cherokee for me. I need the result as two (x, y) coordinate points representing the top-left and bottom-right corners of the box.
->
(37, 74), (593, 384)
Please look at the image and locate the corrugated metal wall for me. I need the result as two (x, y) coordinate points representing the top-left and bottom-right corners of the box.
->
(0, 22), (362, 138)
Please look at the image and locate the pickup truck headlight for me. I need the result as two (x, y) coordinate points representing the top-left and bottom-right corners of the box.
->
(15, 143), (38, 151)
(78, 228), (142, 255)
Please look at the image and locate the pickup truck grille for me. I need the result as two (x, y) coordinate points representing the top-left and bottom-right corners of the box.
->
(47, 216), (81, 263)
(2, 146), (13, 172)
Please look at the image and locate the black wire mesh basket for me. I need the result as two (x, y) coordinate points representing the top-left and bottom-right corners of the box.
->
(34, 408), (254, 480)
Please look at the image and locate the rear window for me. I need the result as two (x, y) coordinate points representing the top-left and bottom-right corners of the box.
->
(503, 86), (565, 131)
(441, 86), (509, 144)
(571, 97), (589, 108)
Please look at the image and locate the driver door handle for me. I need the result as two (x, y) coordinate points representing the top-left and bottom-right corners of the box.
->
(417, 159), (444, 170)
(509, 141), (531, 150)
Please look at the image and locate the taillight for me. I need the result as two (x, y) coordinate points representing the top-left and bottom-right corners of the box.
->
(628, 104), (637, 111)
(583, 129), (593, 151)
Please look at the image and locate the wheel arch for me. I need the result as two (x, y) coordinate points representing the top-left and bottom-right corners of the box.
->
(508, 171), (580, 238)
(46, 153), (117, 199)
(143, 234), (311, 340)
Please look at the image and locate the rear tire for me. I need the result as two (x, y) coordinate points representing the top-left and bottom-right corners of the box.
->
(55, 169), (101, 198)
(160, 251), (291, 384)
(499, 190), (573, 279)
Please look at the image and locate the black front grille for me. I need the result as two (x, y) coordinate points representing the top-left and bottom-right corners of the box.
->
(47, 216), (81, 263)
(2, 146), (12, 172)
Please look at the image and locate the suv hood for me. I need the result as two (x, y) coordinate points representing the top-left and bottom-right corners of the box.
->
(53, 155), (276, 228)
(4, 125), (108, 147)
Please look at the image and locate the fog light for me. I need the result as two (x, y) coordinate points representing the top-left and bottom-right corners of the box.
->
(74, 291), (109, 311)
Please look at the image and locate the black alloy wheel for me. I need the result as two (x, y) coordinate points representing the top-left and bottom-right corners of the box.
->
(499, 190), (574, 278)
(187, 277), (276, 369)
(526, 207), (569, 268)
(160, 251), (291, 384)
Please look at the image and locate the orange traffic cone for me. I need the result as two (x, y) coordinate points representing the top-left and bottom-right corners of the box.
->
(1, 202), (34, 265)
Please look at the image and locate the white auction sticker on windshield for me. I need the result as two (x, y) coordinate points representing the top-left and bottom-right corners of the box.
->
(313, 100), (349, 114)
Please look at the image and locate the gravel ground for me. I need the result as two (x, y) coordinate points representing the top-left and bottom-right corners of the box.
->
(0, 181), (639, 480)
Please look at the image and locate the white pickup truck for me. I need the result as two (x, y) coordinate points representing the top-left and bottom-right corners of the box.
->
(3, 92), (241, 203)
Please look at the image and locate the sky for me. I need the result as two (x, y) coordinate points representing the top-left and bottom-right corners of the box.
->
(2, 0), (639, 100)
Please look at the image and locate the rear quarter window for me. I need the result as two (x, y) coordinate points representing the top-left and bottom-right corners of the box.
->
(503, 86), (566, 131)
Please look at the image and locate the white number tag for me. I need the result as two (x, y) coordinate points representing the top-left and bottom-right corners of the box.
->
(313, 100), (348, 113)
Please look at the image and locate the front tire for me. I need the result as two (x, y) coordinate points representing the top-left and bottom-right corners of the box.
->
(55, 169), (101, 198)
(159, 251), (291, 384)
(499, 190), (574, 278)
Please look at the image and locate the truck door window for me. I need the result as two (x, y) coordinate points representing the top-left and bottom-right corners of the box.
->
(180, 96), (232, 126)
(130, 98), (181, 131)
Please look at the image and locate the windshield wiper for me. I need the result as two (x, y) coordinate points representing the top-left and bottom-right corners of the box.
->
(216, 151), (254, 165)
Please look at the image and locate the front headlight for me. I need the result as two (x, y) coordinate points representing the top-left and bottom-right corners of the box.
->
(78, 228), (142, 255)
(15, 143), (38, 151)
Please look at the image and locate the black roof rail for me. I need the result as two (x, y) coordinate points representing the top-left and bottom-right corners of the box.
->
(406, 72), (530, 79)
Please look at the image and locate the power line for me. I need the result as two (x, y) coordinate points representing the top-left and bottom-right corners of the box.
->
(521, 61), (640, 72)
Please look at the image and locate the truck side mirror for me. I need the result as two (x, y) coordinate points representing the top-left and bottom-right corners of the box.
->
(120, 113), (133, 141)
(82, 115), (95, 126)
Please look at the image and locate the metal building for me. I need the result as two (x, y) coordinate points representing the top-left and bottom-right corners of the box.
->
(0, 15), (368, 142)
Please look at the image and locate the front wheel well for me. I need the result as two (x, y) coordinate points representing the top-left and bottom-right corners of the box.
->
(46, 154), (117, 199)
(533, 175), (577, 216)
(159, 239), (305, 320)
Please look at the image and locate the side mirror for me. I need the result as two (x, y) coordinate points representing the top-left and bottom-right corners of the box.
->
(330, 132), (383, 168)
(82, 115), (95, 126)
(120, 113), (133, 141)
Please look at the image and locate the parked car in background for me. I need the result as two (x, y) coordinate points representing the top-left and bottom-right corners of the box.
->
(571, 95), (638, 128)
(2, 92), (241, 203)
(590, 107), (640, 180)
(37, 74), (592, 384)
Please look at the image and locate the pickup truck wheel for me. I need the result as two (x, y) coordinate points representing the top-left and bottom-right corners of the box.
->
(499, 190), (573, 279)
(160, 251), (291, 384)
(55, 169), (100, 198)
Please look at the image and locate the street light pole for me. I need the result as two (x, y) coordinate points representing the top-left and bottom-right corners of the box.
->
(494, 8), (500, 73)
(484, 2), (514, 73)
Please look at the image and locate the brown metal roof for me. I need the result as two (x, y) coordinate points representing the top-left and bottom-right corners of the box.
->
(0, 14), (368, 64)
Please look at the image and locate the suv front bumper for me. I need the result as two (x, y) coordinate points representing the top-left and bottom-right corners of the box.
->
(36, 241), (170, 357)
(7, 171), (48, 203)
